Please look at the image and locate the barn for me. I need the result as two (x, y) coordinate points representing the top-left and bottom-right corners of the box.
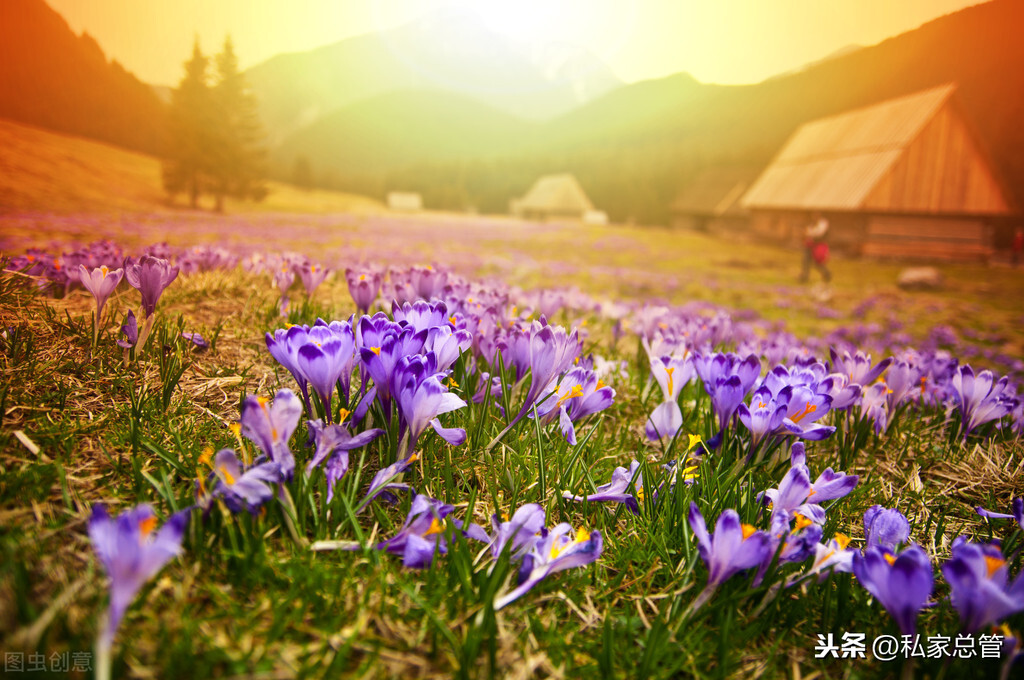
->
(512, 174), (596, 222)
(670, 166), (759, 233)
(740, 84), (1015, 261)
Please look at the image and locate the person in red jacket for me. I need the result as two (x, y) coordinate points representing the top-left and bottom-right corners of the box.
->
(799, 213), (831, 283)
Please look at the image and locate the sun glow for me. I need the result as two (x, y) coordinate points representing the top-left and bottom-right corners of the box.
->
(465, 0), (563, 43)
(448, 0), (631, 50)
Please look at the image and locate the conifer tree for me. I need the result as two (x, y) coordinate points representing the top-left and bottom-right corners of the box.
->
(210, 36), (267, 211)
(162, 39), (215, 208)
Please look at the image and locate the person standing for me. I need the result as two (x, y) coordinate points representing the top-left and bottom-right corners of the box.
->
(799, 213), (831, 283)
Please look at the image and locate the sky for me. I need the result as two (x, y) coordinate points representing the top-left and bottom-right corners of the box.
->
(47, 0), (989, 87)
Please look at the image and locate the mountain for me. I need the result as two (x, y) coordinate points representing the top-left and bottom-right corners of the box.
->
(289, 0), (1022, 224)
(244, 7), (622, 145)
(0, 0), (167, 156)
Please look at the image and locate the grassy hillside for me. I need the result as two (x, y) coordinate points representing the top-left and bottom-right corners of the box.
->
(0, 118), (382, 216)
(0, 0), (167, 155)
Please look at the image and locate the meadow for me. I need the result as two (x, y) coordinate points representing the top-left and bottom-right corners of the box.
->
(1, 202), (1023, 680)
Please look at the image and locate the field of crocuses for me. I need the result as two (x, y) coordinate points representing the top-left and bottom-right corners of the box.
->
(2, 224), (1023, 679)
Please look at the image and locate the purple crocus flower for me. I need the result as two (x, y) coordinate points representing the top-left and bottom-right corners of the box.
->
(486, 322), (581, 449)
(533, 366), (615, 445)
(202, 449), (281, 514)
(371, 495), (455, 568)
(360, 325), (428, 415)
(305, 419), (384, 501)
(645, 354), (693, 441)
(393, 299), (449, 333)
(408, 265), (448, 301)
(737, 387), (789, 448)
(345, 268), (382, 314)
(976, 498), (1024, 531)
(694, 353), (761, 447)
(488, 503), (547, 559)
(88, 504), (188, 647)
(358, 454), (420, 509)
(238, 389), (303, 480)
(393, 356), (467, 457)
(859, 382), (890, 435)
(759, 443), (858, 525)
(296, 262), (329, 299)
(425, 324), (473, 372)
(116, 310), (138, 349)
(799, 533), (855, 584)
(493, 523), (603, 610)
(863, 505), (911, 550)
(297, 323), (355, 418)
(123, 255), (179, 318)
(182, 332), (209, 350)
(265, 325), (312, 407)
(688, 502), (771, 589)
(853, 544), (933, 635)
(942, 537), (1024, 633)
(563, 460), (644, 515)
(830, 348), (892, 386)
(78, 264), (123, 320)
(951, 366), (1019, 437)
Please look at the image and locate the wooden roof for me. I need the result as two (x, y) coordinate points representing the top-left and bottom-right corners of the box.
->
(671, 167), (759, 216)
(741, 84), (1012, 215)
(518, 174), (594, 214)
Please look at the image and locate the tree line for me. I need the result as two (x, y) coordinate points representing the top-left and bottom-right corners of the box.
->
(162, 37), (267, 211)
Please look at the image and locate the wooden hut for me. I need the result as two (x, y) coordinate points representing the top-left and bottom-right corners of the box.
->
(670, 167), (758, 233)
(741, 84), (1014, 261)
(512, 174), (595, 221)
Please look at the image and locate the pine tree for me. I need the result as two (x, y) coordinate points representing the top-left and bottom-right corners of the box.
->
(210, 36), (267, 211)
(162, 39), (215, 208)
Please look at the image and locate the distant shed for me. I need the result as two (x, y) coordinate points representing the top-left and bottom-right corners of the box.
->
(513, 174), (595, 221)
(670, 167), (758, 233)
(387, 191), (423, 212)
(741, 84), (1014, 262)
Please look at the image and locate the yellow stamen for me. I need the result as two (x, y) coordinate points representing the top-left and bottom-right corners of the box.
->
(100, 265), (109, 277)
(757, 401), (766, 409)
(741, 524), (757, 540)
(790, 402), (818, 424)
(423, 517), (444, 537)
(794, 513), (813, 531)
(407, 452), (420, 463)
(665, 366), (675, 395)
(500, 511), (510, 522)
(370, 346), (381, 356)
(635, 487), (645, 503)
(449, 315), (457, 325)
(884, 553), (897, 566)
(681, 465), (700, 481)
(596, 379), (606, 390)
(199, 447), (214, 466)
(359, 274), (366, 281)
(984, 555), (1006, 578)
(834, 533), (851, 550)
(557, 384), (584, 407)
(807, 488), (817, 496)
(575, 528), (591, 543)
(139, 516), (157, 537)
(573, 357), (580, 365)
(219, 465), (236, 486)
(687, 434), (703, 450)
(338, 408), (351, 422)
